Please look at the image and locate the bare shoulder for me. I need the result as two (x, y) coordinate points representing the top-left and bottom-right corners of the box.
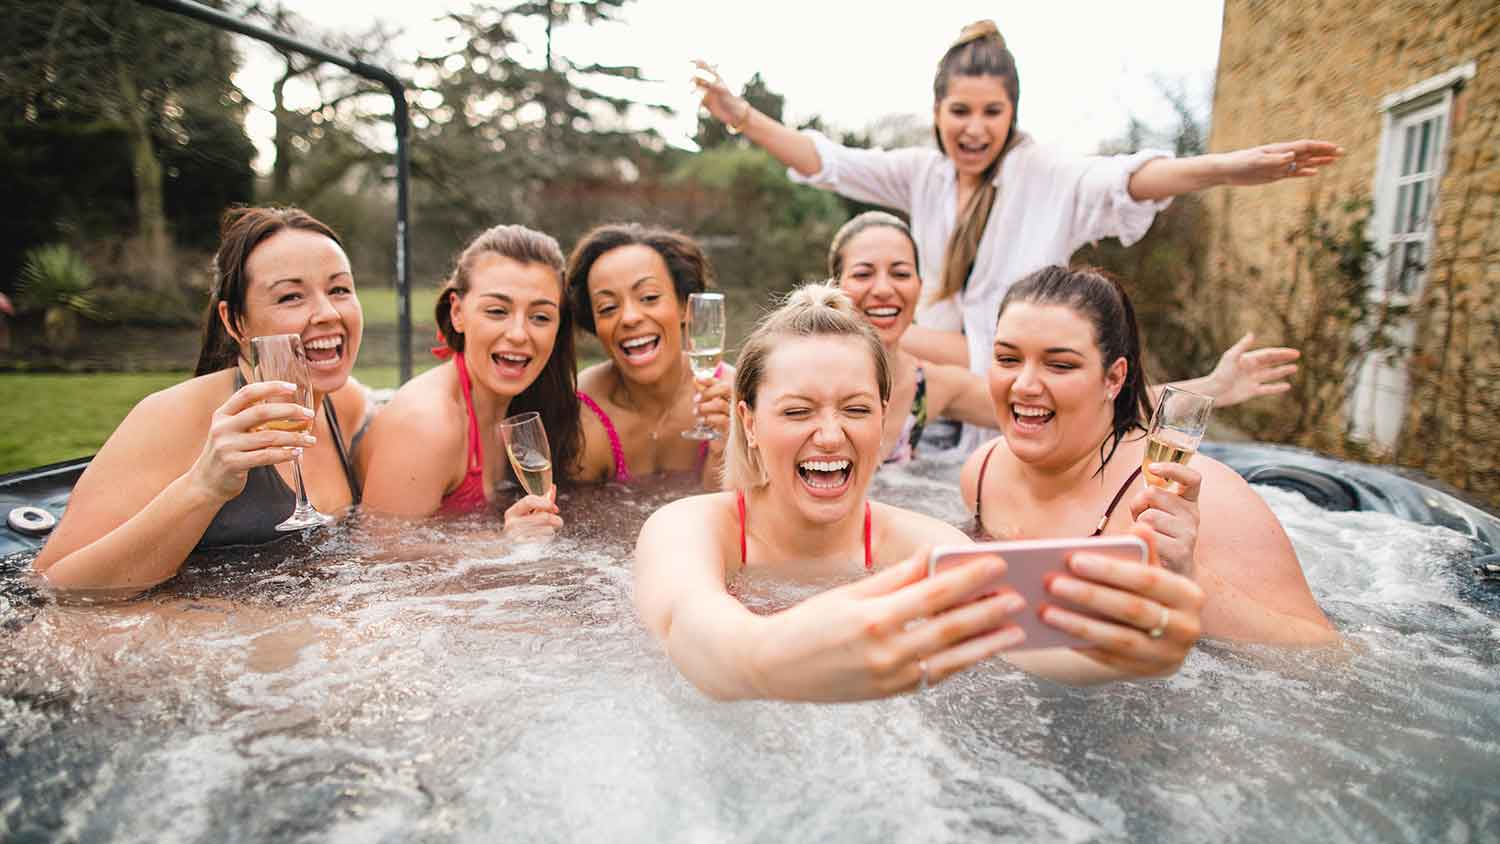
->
(871, 501), (969, 563)
(636, 491), (737, 569)
(576, 361), (616, 399)
(112, 369), (235, 459)
(1190, 453), (1294, 552)
(573, 393), (614, 483)
(960, 436), (1005, 511)
(366, 364), (462, 443)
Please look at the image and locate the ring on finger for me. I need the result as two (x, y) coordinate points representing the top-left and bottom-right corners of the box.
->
(917, 659), (930, 693)
(1147, 605), (1170, 639)
(1287, 160), (1298, 173)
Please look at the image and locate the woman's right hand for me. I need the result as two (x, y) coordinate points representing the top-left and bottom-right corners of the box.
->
(691, 60), (747, 128)
(504, 488), (563, 541)
(748, 549), (1027, 702)
(187, 380), (316, 503)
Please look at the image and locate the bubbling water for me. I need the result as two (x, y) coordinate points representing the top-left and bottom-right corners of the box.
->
(2, 461), (1498, 843)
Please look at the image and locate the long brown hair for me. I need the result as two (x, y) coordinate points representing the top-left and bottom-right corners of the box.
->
(195, 206), (343, 376)
(933, 20), (1021, 303)
(996, 265), (1152, 473)
(435, 224), (583, 481)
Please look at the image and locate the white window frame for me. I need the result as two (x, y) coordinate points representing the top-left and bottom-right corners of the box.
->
(1368, 61), (1475, 302)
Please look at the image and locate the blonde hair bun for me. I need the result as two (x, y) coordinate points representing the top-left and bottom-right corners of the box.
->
(954, 19), (1004, 51)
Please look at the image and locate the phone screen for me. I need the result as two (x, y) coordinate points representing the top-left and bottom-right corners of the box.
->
(928, 537), (1147, 650)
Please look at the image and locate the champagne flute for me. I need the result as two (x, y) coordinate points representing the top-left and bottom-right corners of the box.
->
(500, 411), (553, 498)
(249, 334), (332, 531)
(682, 292), (726, 440)
(1142, 385), (1214, 489)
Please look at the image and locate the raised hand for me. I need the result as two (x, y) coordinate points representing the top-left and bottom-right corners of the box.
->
(749, 549), (1026, 701)
(1038, 525), (1205, 679)
(1203, 333), (1300, 407)
(188, 380), (316, 502)
(1218, 139), (1344, 186)
(691, 60), (748, 129)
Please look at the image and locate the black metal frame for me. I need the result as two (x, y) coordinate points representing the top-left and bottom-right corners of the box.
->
(136, 0), (414, 383)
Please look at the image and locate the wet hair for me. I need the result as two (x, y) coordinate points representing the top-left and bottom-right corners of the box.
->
(932, 19), (1022, 304)
(828, 211), (920, 279)
(564, 223), (714, 335)
(195, 206), (343, 376)
(723, 282), (892, 490)
(995, 265), (1152, 473)
(434, 224), (582, 482)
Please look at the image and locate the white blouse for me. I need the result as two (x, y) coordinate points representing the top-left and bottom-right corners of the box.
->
(790, 130), (1172, 381)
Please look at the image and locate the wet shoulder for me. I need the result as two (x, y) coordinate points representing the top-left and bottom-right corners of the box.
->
(366, 363), (464, 444)
(871, 500), (968, 566)
(576, 362), (618, 405)
(638, 491), (738, 561)
(959, 436), (1007, 510)
(129, 368), (236, 434)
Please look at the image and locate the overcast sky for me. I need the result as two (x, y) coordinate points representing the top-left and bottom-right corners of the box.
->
(231, 0), (1225, 170)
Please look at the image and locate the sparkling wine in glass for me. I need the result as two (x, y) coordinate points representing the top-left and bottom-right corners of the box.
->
(1142, 385), (1214, 489)
(250, 334), (332, 531)
(682, 292), (726, 440)
(500, 411), (553, 498)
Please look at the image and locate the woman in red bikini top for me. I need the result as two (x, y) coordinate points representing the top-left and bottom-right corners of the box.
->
(359, 225), (583, 533)
(634, 282), (1207, 703)
(962, 265), (1336, 645)
(565, 224), (734, 488)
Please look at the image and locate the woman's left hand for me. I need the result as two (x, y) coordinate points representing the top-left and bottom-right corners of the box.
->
(1127, 461), (1202, 577)
(694, 372), (733, 451)
(1218, 139), (1343, 186)
(1202, 333), (1300, 407)
(1040, 524), (1206, 679)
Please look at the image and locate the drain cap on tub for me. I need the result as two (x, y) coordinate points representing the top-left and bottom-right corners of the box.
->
(8, 506), (57, 536)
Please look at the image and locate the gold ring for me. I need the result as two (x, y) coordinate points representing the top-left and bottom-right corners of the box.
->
(1147, 606), (1170, 639)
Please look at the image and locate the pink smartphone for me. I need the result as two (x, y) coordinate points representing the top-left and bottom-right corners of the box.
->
(927, 536), (1149, 650)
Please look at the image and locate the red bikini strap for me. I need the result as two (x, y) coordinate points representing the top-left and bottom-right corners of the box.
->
(863, 501), (873, 571)
(453, 354), (482, 472)
(736, 489), (747, 568)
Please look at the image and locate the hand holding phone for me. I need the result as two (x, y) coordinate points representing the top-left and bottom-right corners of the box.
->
(928, 536), (1149, 650)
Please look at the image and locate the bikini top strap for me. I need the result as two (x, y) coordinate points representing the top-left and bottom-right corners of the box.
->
(322, 395), (362, 504)
(736, 489), (747, 568)
(1092, 466), (1144, 537)
(453, 354), (483, 472)
(973, 440), (1002, 529)
(863, 501), (873, 571)
(577, 390), (631, 482)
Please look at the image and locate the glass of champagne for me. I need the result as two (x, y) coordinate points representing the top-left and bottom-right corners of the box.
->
(249, 334), (332, 531)
(500, 411), (553, 498)
(1143, 385), (1214, 490)
(682, 292), (726, 440)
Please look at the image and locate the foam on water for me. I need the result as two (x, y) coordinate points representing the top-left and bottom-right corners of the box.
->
(2, 463), (1498, 842)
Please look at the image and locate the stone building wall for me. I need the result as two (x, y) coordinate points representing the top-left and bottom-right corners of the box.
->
(1205, 0), (1500, 505)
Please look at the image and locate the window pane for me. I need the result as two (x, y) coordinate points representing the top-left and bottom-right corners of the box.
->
(1402, 124), (1417, 175)
(1417, 119), (1433, 175)
(1408, 180), (1426, 232)
(1394, 184), (1411, 233)
(1428, 119), (1443, 174)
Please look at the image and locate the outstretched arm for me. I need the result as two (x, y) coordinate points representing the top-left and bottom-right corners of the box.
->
(694, 62), (820, 176)
(1154, 333), (1300, 409)
(1128, 139), (1344, 201)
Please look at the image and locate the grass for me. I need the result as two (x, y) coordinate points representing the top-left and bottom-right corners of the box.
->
(357, 285), (444, 328)
(0, 372), (187, 473)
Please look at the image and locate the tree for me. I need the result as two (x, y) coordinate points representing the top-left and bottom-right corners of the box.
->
(0, 0), (254, 288)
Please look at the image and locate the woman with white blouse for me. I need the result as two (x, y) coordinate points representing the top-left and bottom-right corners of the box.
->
(695, 20), (1340, 442)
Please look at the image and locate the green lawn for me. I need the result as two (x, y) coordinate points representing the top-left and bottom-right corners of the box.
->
(0, 372), (188, 472)
(357, 285), (444, 328)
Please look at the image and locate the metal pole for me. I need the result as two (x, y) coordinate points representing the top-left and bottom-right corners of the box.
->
(136, 0), (414, 384)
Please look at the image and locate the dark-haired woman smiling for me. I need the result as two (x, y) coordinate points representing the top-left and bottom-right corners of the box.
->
(34, 207), (369, 594)
(962, 266), (1335, 645)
